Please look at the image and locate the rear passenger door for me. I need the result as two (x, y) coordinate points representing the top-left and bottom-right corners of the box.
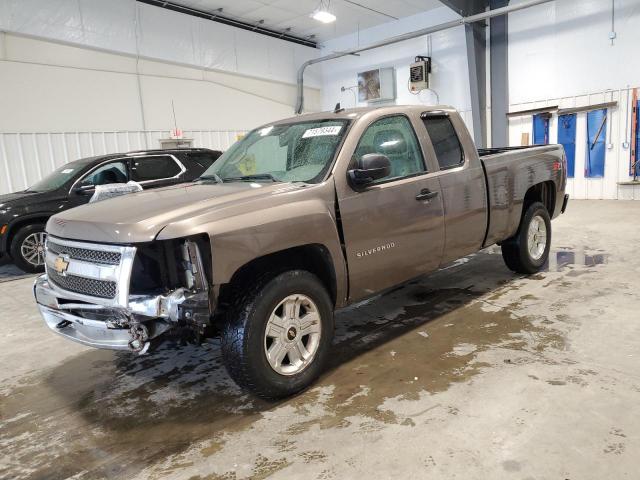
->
(336, 114), (445, 302)
(420, 111), (488, 263)
(130, 155), (186, 188)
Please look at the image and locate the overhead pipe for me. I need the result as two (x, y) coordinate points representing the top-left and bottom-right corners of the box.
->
(295, 0), (556, 114)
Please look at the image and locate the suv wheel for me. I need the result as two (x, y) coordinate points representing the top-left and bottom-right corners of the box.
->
(10, 224), (47, 273)
(501, 201), (551, 274)
(221, 270), (334, 399)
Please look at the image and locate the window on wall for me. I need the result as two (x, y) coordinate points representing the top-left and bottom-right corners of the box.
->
(558, 114), (576, 178)
(586, 109), (607, 178)
(533, 113), (550, 145)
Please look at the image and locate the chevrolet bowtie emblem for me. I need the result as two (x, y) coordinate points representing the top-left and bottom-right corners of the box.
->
(53, 255), (70, 274)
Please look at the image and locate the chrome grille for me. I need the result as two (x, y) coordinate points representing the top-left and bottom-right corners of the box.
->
(47, 241), (121, 265)
(48, 270), (117, 299)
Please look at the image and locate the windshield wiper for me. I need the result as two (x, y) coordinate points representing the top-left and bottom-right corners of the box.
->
(196, 173), (224, 183)
(222, 174), (279, 183)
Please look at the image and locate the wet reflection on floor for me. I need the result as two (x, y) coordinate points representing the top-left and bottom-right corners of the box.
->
(482, 245), (609, 272)
(0, 249), (578, 479)
(544, 248), (608, 271)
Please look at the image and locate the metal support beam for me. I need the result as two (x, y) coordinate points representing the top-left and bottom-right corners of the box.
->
(490, 0), (509, 147)
(441, 1), (489, 147)
(465, 21), (487, 147)
(439, 0), (488, 16)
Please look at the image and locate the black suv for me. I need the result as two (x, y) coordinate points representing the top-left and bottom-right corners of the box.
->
(0, 148), (221, 272)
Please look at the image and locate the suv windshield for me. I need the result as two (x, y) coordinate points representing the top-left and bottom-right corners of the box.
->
(27, 162), (85, 192)
(202, 119), (349, 184)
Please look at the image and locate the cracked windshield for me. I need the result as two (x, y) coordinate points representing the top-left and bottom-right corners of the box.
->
(202, 119), (350, 183)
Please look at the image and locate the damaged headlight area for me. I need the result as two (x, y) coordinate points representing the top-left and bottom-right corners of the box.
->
(35, 235), (214, 354)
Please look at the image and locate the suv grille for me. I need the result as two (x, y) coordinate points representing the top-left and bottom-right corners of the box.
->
(48, 241), (121, 266)
(48, 270), (117, 299)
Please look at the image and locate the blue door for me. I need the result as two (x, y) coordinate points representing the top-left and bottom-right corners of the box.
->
(533, 114), (550, 144)
(634, 100), (640, 177)
(586, 109), (607, 178)
(558, 114), (576, 178)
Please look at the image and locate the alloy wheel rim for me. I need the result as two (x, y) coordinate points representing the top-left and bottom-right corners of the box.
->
(527, 215), (547, 261)
(21, 232), (47, 267)
(264, 294), (322, 376)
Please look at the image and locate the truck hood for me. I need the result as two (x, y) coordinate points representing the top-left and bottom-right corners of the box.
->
(46, 182), (305, 244)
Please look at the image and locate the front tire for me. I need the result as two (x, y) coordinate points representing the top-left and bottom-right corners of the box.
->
(501, 202), (551, 274)
(10, 224), (47, 273)
(221, 270), (334, 399)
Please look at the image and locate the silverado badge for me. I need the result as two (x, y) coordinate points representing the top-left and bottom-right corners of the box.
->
(53, 255), (70, 274)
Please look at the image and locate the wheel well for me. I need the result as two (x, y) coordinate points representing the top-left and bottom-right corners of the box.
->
(6, 217), (49, 250)
(218, 244), (337, 309)
(523, 181), (555, 217)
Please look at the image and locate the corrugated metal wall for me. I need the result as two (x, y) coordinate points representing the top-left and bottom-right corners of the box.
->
(0, 129), (246, 194)
(507, 88), (640, 200)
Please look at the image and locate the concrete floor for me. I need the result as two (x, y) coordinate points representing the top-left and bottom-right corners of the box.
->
(1, 200), (639, 480)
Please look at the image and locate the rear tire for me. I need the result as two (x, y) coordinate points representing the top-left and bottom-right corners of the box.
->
(501, 202), (551, 274)
(221, 270), (334, 399)
(10, 224), (47, 273)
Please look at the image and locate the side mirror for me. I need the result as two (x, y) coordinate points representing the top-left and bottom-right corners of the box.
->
(347, 153), (391, 190)
(73, 184), (95, 195)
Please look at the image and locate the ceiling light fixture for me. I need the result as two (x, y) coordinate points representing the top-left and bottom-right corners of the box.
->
(311, 0), (336, 23)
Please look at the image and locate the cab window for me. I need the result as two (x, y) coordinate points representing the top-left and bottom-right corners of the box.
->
(80, 161), (128, 186)
(422, 115), (464, 170)
(354, 115), (426, 184)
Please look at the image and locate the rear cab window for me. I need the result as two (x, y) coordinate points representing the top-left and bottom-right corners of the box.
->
(421, 113), (464, 170)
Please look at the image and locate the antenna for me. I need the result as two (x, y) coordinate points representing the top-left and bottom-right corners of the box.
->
(171, 100), (178, 132)
(170, 100), (184, 148)
(334, 102), (344, 113)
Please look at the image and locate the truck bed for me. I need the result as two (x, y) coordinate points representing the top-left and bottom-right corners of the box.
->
(478, 145), (547, 157)
(479, 144), (565, 247)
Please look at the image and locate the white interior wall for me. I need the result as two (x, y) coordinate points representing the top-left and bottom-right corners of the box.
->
(508, 0), (640, 199)
(0, 0), (321, 88)
(0, 33), (322, 194)
(318, 7), (474, 135)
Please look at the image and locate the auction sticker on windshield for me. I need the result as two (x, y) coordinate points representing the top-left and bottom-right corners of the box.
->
(302, 126), (343, 138)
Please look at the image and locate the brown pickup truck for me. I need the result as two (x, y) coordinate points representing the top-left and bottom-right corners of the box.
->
(34, 105), (568, 398)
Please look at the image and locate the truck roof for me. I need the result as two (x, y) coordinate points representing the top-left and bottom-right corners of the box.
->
(271, 105), (458, 126)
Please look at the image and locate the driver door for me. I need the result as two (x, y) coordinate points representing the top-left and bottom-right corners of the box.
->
(336, 114), (445, 302)
(69, 160), (130, 206)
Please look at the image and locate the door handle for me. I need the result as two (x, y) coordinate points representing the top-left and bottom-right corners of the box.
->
(416, 189), (438, 201)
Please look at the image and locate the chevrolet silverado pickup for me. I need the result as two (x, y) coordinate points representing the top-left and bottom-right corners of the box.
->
(34, 105), (568, 398)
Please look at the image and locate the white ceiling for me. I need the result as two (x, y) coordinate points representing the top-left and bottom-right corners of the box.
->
(169, 0), (444, 43)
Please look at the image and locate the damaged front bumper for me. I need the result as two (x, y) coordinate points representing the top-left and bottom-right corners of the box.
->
(34, 274), (209, 352)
